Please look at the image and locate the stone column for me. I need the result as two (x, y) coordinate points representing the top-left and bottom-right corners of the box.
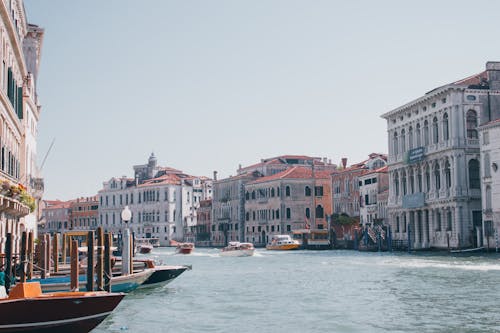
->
(423, 209), (429, 248)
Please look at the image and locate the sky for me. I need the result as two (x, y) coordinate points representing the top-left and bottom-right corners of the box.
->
(23, 0), (500, 200)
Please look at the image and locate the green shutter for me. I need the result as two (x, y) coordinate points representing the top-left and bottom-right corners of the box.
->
(17, 86), (22, 119)
(7, 67), (12, 103)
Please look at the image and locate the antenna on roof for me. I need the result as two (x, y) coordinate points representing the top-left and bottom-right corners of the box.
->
(40, 138), (55, 171)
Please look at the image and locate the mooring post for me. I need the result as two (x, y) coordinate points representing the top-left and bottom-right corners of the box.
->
(86, 231), (95, 292)
(62, 234), (67, 265)
(407, 223), (411, 254)
(70, 239), (79, 291)
(53, 233), (59, 273)
(354, 230), (358, 251)
(45, 234), (51, 276)
(96, 227), (104, 291)
(377, 230), (381, 252)
(388, 225), (393, 252)
(20, 231), (27, 283)
(104, 233), (112, 292)
(4, 233), (12, 292)
(27, 231), (34, 279)
(122, 229), (131, 276)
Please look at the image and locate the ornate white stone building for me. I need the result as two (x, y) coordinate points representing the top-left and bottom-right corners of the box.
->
(380, 63), (500, 249)
(97, 154), (212, 246)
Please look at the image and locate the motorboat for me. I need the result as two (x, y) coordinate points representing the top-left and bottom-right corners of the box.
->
(220, 242), (255, 257)
(135, 239), (153, 254)
(266, 235), (300, 250)
(29, 268), (154, 293)
(0, 281), (124, 333)
(175, 242), (194, 255)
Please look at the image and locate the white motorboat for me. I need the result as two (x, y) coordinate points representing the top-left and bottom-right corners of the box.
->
(220, 242), (255, 257)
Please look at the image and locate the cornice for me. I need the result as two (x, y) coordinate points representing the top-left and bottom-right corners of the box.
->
(0, 1), (27, 76)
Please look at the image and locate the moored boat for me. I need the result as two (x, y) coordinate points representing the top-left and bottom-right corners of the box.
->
(30, 268), (154, 293)
(220, 242), (255, 257)
(0, 282), (124, 333)
(266, 235), (300, 251)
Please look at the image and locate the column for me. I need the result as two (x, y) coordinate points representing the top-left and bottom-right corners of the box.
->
(424, 209), (430, 247)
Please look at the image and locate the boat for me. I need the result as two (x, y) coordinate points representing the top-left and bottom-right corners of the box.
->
(135, 240), (153, 254)
(114, 259), (191, 287)
(175, 242), (194, 254)
(266, 235), (300, 251)
(0, 281), (124, 333)
(220, 242), (255, 257)
(292, 229), (331, 250)
(30, 268), (154, 293)
(450, 247), (485, 254)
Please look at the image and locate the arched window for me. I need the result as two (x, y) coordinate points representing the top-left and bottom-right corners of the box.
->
(277, 187), (280, 196)
(402, 171), (407, 195)
(285, 186), (291, 197)
(416, 123), (421, 147)
(394, 173), (400, 196)
(316, 205), (324, 218)
(393, 132), (398, 155)
(486, 185), (492, 210)
(424, 120), (429, 145)
(446, 210), (452, 231)
(245, 192), (249, 200)
(484, 153), (491, 178)
(286, 208), (291, 219)
(432, 117), (439, 143)
(271, 188), (275, 197)
(468, 159), (480, 189)
(305, 208), (310, 219)
(445, 160), (451, 188)
(434, 163), (440, 190)
(305, 186), (311, 196)
(396, 216), (400, 233)
(443, 113), (449, 141)
(245, 212), (249, 221)
(401, 129), (406, 153)
(409, 169), (414, 194)
(408, 126), (414, 150)
(425, 166), (430, 191)
(251, 191), (256, 200)
(467, 110), (478, 139)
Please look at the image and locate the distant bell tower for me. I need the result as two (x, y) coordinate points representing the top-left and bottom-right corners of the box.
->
(147, 152), (157, 178)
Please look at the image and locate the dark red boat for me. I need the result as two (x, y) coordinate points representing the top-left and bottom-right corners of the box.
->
(0, 282), (124, 333)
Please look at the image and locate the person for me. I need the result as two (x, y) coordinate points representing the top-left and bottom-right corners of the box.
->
(0, 268), (7, 298)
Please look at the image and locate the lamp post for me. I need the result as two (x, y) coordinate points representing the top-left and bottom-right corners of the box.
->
(121, 206), (132, 275)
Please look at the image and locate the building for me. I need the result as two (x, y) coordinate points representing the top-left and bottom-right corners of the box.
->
(39, 200), (71, 235)
(0, 1), (44, 254)
(380, 62), (500, 249)
(195, 199), (211, 246)
(358, 166), (389, 227)
(211, 155), (337, 247)
(244, 166), (332, 247)
(69, 196), (98, 231)
(97, 154), (211, 246)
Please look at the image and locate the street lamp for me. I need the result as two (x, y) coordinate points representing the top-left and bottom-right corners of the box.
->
(120, 206), (132, 275)
(121, 205), (132, 224)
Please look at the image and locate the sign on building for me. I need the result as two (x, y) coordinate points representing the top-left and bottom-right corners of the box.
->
(405, 147), (425, 164)
(402, 192), (425, 209)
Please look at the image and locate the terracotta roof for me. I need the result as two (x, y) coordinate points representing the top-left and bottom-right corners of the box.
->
(248, 166), (331, 184)
(361, 165), (388, 176)
(452, 70), (487, 87)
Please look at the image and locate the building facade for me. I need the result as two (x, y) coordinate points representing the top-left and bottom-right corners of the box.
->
(69, 196), (98, 231)
(244, 166), (332, 247)
(97, 154), (211, 246)
(39, 200), (71, 235)
(380, 63), (500, 249)
(358, 166), (389, 227)
(0, 1), (43, 253)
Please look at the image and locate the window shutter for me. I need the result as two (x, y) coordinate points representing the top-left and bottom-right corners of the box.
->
(7, 67), (12, 103)
(17, 86), (22, 119)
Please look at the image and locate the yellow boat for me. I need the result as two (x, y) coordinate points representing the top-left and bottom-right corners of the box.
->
(266, 235), (300, 251)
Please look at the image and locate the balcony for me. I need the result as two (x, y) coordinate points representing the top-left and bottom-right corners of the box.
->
(0, 195), (30, 217)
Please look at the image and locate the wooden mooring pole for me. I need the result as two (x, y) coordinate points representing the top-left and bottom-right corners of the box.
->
(86, 231), (95, 292)
(4, 233), (12, 292)
(27, 231), (34, 279)
(70, 239), (79, 291)
(53, 233), (59, 273)
(96, 227), (104, 291)
(104, 233), (112, 292)
(19, 231), (27, 283)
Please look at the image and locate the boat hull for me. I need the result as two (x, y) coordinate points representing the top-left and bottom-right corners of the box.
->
(142, 265), (188, 286)
(176, 248), (193, 255)
(266, 244), (300, 251)
(30, 269), (153, 293)
(0, 292), (124, 333)
(137, 245), (153, 254)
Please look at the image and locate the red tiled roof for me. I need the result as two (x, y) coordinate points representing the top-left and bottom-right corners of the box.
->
(248, 166), (331, 184)
(362, 165), (388, 176)
(452, 71), (487, 86)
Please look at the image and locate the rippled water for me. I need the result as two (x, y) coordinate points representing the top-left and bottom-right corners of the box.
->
(94, 248), (500, 333)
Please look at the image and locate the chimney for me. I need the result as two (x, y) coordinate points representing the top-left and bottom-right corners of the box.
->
(341, 158), (348, 169)
(213, 171), (218, 181)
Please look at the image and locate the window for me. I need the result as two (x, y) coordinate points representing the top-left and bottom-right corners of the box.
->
(393, 132), (398, 155)
(401, 129), (406, 153)
(305, 208), (310, 219)
(416, 123), (421, 147)
(305, 186), (311, 196)
(434, 163), (441, 190)
(468, 159), (480, 189)
(315, 205), (324, 218)
(432, 117), (439, 143)
(396, 216), (400, 232)
(443, 113), (449, 141)
(466, 110), (478, 139)
(285, 186), (290, 197)
(394, 173), (399, 196)
(436, 212), (441, 231)
(445, 160), (451, 188)
(486, 185), (492, 211)
(447, 211), (452, 231)
(483, 131), (490, 145)
(286, 208), (291, 219)
(271, 188), (275, 197)
(424, 120), (429, 146)
(314, 186), (323, 196)
(408, 126), (414, 150)
(484, 153), (491, 178)
(402, 171), (407, 195)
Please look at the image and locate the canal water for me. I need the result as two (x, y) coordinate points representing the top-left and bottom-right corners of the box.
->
(94, 248), (500, 333)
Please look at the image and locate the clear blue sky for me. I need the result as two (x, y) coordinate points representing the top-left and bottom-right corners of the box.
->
(24, 0), (500, 200)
